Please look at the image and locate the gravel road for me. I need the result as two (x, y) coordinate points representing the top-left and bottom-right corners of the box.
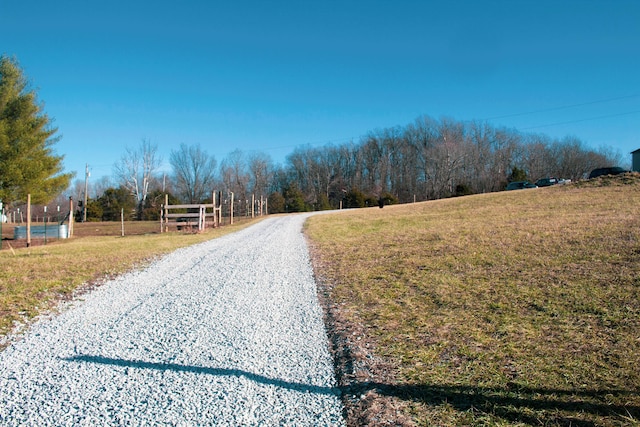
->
(0, 214), (345, 426)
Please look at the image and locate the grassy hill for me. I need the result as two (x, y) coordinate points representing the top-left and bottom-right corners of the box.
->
(306, 174), (640, 427)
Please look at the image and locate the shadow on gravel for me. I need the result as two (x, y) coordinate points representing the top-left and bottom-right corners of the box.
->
(65, 355), (639, 425)
(63, 354), (339, 396)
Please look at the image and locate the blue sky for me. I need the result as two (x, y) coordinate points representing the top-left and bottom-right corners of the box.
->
(2, 0), (639, 182)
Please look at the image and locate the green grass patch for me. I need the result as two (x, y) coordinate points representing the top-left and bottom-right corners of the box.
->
(307, 176), (640, 426)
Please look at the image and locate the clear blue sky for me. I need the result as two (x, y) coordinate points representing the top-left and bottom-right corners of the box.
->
(2, 0), (639, 182)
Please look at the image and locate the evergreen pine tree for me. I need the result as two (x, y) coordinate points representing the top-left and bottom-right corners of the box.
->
(0, 55), (72, 207)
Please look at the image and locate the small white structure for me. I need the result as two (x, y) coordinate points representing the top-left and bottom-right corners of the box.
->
(14, 225), (69, 239)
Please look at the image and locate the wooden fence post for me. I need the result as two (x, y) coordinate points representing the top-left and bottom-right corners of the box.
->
(218, 191), (222, 226)
(164, 194), (169, 232)
(68, 197), (74, 237)
(26, 194), (31, 248)
(213, 191), (218, 228)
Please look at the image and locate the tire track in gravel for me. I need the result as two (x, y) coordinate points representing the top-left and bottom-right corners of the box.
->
(0, 214), (345, 426)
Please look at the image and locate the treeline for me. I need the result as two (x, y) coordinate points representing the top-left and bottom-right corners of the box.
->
(61, 115), (621, 221)
(272, 115), (620, 210)
(0, 55), (625, 221)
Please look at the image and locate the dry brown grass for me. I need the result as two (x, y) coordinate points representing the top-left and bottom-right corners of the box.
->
(306, 174), (640, 426)
(0, 219), (260, 345)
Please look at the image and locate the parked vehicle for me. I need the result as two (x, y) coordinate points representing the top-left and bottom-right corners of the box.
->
(534, 177), (559, 187)
(588, 167), (628, 179)
(506, 181), (537, 190)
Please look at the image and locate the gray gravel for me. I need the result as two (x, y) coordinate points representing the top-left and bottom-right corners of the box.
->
(0, 214), (344, 426)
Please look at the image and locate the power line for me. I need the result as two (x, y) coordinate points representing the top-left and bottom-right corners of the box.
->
(520, 110), (640, 131)
(269, 95), (640, 147)
(483, 94), (640, 121)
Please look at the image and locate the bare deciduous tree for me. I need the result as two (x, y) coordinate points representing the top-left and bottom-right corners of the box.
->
(113, 138), (161, 216)
(91, 175), (114, 199)
(169, 143), (217, 204)
(248, 152), (273, 199)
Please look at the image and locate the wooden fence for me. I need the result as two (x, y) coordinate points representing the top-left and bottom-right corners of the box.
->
(160, 193), (222, 233)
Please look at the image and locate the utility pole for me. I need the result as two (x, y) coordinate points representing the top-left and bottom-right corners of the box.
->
(83, 163), (90, 222)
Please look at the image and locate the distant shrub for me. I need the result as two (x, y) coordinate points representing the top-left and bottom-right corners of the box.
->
(84, 199), (103, 221)
(379, 192), (399, 205)
(508, 166), (528, 183)
(268, 192), (286, 214)
(141, 207), (160, 221)
(345, 188), (366, 208)
(364, 195), (378, 207)
(284, 184), (308, 213)
(455, 184), (473, 197)
(315, 193), (332, 211)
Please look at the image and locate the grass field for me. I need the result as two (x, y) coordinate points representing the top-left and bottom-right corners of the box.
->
(1, 177), (638, 426)
(0, 219), (259, 345)
(306, 174), (640, 426)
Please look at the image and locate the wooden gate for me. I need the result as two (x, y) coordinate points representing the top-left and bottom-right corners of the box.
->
(160, 193), (222, 232)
